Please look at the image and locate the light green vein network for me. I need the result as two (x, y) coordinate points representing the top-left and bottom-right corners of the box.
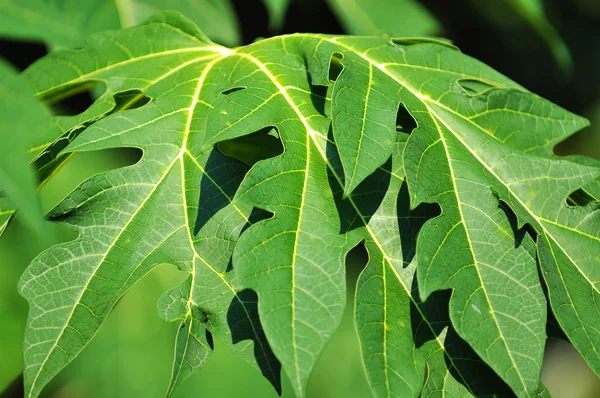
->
(16, 10), (600, 398)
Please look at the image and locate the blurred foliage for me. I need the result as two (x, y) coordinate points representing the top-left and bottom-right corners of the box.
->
(0, 61), (49, 240)
(325, 0), (439, 37)
(543, 340), (600, 398)
(0, 0), (599, 397)
(0, 0), (240, 47)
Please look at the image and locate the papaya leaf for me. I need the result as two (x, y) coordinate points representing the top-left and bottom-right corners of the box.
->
(16, 11), (600, 398)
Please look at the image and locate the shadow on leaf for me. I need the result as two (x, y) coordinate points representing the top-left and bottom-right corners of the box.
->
(227, 289), (282, 395)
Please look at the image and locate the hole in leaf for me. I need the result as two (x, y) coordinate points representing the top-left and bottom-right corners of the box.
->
(112, 89), (151, 112)
(42, 148), (142, 224)
(310, 84), (328, 116)
(457, 78), (496, 96)
(397, 182), (440, 266)
(39, 147), (142, 192)
(194, 150), (250, 235)
(217, 127), (284, 167)
(205, 329), (214, 350)
(346, 241), (368, 279)
(35, 137), (142, 188)
(396, 103), (417, 135)
(411, 287), (451, 347)
(566, 188), (596, 207)
(330, 149), (392, 233)
(48, 81), (107, 116)
(0, 38), (47, 70)
(196, 129), (283, 235)
(35, 89), (150, 180)
(239, 207), (274, 236)
(328, 52), (344, 82)
(221, 86), (246, 95)
(227, 289), (282, 395)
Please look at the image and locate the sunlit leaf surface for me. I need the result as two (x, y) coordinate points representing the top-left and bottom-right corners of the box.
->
(16, 11), (599, 398)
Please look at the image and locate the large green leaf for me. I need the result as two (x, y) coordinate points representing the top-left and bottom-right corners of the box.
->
(397, 54), (597, 395)
(207, 60), (352, 396)
(403, 69), (600, 380)
(17, 11), (599, 398)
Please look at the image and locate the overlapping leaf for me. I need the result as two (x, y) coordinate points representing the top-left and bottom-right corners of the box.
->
(302, 36), (596, 396)
(16, 10), (600, 398)
(334, 137), (515, 397)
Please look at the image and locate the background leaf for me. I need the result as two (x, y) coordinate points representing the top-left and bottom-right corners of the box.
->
(506, 0), (572, 71)
(0, 60), (51, 240)
(0, 0), (82, 47)
(262, 0), (290, 31)
(326, 0), (440, 37)
(0, 0), (241, 48)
